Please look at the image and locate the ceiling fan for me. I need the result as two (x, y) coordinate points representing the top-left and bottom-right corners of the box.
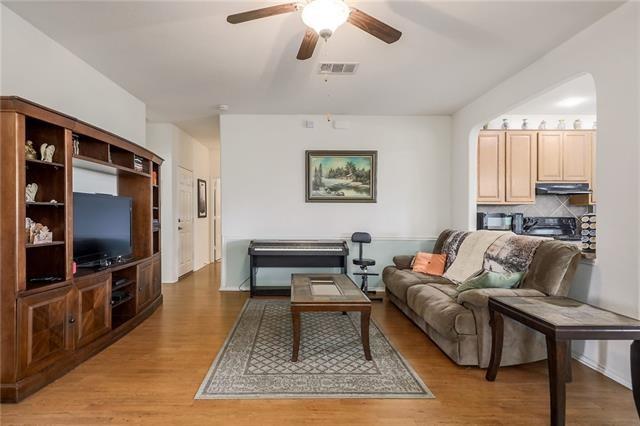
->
(227, 0), (402, 60)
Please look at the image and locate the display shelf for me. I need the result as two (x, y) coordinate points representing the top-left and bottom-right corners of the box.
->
(26, 241), (65, 248)
(111, 293), (134, 309)
(26, 201), (64, 207)
(73, 154), (151, 177)
(26, 158), (65, 168)
(112, 279), (135, 292)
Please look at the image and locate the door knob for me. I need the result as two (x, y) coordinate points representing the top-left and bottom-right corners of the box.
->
(68, 317), (76, 324)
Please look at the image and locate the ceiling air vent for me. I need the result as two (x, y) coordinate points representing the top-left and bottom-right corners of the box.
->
(318, 62), (359, 75)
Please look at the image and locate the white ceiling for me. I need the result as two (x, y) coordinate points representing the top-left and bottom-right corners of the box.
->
(4, 1), (620, 144)
(508, 74), (597, 115)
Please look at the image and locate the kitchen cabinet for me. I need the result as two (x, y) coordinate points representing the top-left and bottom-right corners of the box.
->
(562, 132), (592, 181)
(538, 132), (564, 181)
(477, 131), (505, 204)
(505, 132), (537, 203)
(538, 131), (592, 182)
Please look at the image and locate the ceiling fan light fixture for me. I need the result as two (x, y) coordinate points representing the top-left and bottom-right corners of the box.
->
(302, 0), (350, 39)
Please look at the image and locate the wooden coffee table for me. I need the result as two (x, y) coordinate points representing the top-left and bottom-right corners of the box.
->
(290, 273), (372, 362)
(486, 296), (640, 426)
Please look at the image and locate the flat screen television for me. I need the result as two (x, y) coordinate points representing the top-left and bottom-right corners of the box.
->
(73, 192), (133, 267)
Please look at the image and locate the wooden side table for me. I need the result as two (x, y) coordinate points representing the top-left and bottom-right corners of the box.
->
(486, 296), (640, 426)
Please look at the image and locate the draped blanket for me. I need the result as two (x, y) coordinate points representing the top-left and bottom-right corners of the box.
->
(443, 231), (512, 283)
(440, 231), (470, 270)
(483, 234), (550, 274)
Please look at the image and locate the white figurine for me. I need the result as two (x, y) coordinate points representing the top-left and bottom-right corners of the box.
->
(25, 183), (38, 202)
(40, 143), (55, 162)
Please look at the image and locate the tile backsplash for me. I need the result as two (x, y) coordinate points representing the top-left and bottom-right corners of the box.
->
(477, 195), (592, 219)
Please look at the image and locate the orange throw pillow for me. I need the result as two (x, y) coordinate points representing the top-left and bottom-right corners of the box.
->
(411, 252), (447, 276)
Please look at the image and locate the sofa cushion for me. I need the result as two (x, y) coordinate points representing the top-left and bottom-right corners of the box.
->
(412, 252), (446, 276)
(383, 267), (454, 303)
(406, 284), (475, 337)
(520, 240), (581, 296)
(392, 255), (414, 270)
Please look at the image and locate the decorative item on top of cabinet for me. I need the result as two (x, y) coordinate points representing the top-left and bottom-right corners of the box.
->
(557, 119), (566, 130)
(501, 118), (510, 130)
(521, 119), (529, 130)
(539, 120), (547, 130)
(573, 119), (583, 129)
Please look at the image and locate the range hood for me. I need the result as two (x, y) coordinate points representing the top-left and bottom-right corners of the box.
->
(535, 182), (592, 195)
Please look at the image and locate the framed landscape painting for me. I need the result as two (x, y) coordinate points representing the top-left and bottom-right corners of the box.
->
(305, 150), (377, 203)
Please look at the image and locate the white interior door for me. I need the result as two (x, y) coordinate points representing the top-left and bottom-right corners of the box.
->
(214, 178), (222, 261)
(178, 167), (194, 277)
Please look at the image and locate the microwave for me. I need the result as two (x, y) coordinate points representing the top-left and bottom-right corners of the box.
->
(477, 212), (523, 234)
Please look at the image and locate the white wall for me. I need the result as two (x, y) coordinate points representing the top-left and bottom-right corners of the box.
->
(0, 5), (146, 144)
(146, 123), (179, 283)
(451, 2), (639, 387)
(146, 122), (212, 283)
(220, 114), (451, 290)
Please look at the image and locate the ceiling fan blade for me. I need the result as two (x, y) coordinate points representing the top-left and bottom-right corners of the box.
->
(347, 8), (402, 44)
(297, 29), (319, 60)
(227, 3), (298, 24)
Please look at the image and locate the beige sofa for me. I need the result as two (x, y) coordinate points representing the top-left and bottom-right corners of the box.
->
(383, 229), (581, 367)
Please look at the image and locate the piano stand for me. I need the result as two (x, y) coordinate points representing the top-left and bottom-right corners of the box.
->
(353, 270), (383, 302)
(248, 240), (350, 297)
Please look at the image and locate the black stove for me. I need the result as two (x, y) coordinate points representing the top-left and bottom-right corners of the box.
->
(520, 217), (580, 241)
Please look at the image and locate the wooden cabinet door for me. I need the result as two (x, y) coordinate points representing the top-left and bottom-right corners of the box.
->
(506, 132), (537, 203)
(17, 285), (74, 379)
(563, 132), (591, 181)
(136, 260), (153, 312)
(477, 131), (505, 203)
(538, 132), (563, 181)
(151, 255), (162, 301)
(74, 273), (111, 348)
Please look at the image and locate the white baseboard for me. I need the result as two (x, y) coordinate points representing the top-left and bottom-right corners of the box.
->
(572, 352), (632, 390)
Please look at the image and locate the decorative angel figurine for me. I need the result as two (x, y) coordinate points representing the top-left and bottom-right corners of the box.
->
(25, 140), (37, 160)
(31, 223), (52, 244)
(40, 143), (55, 162)
(25, 183), (38, 202)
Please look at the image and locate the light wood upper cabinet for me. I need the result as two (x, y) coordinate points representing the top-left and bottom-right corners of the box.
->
(477, 131), (505, 204)
(506, 132), (537, 203)
(562, 132), (591, 181)
(538, 132), (564, 181)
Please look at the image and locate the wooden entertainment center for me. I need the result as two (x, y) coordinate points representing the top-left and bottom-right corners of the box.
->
(0, 97), (163, 402)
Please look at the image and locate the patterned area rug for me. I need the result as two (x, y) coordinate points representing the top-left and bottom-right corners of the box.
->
(195, 299), (433, 399)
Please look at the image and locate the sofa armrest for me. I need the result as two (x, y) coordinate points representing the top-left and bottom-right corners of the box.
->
(457, 288), (546, 309)
(392, 255), (414, 270)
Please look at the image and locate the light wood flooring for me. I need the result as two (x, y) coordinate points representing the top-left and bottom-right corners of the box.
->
(1, 263), (637, 425)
